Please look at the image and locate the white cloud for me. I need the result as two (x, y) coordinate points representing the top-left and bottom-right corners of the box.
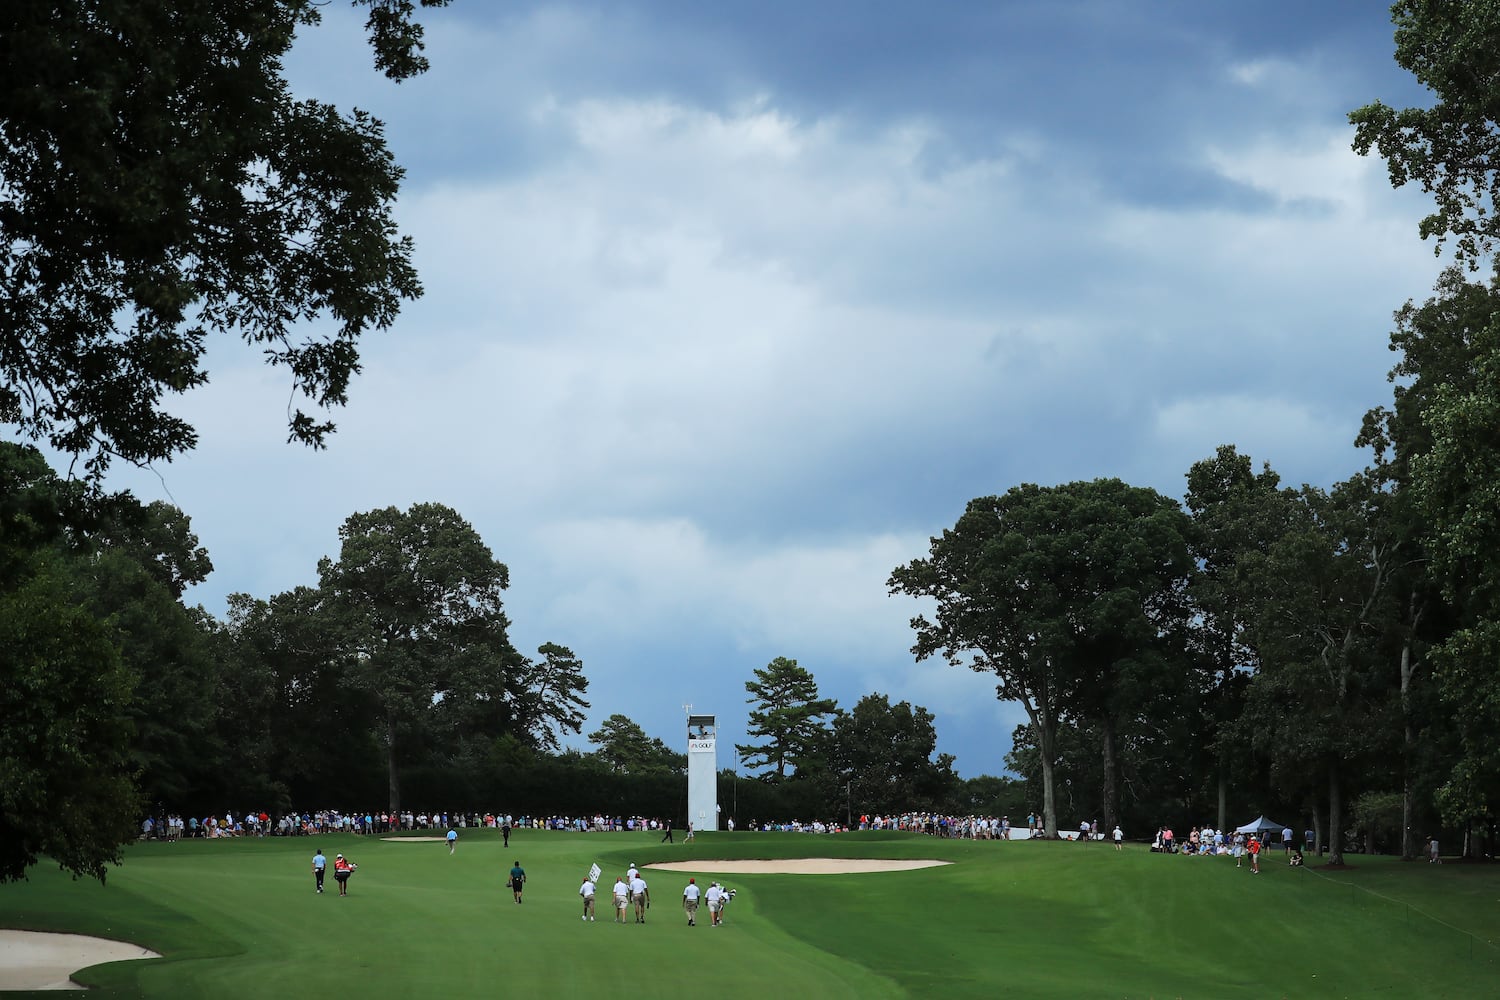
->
(106, 8), (1446, 777)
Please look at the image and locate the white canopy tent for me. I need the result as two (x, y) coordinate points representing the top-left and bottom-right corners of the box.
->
(1234, 816), (1288, 839)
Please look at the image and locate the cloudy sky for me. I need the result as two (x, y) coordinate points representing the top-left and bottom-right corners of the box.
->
(110, 1), (1442, 779)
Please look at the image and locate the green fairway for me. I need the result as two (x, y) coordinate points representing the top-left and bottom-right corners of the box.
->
(1, 832), (1496, 998)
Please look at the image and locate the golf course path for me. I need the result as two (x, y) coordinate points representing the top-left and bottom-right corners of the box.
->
(646, 858), (951, 874)
(0, 929), (160, 990)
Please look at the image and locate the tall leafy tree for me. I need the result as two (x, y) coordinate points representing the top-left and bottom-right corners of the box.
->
(1184, 446), (1292, 831)
(1351, 0), (1500, 266)
(1242, 476), (1399, 866)
(1353, 2), (1500, 847)
(737, 656), (838, 781)
(587, 714), (685, 775)
(70, 500), (219, 808)
(0, 0), (450, 473)
(1354, 274), (1485, 858)
(890, 479), (1191, 837)
(318, 503), (515, 810)
(828, 694), (955, 817)
(217, 586), (377, 809)
(510, 643), (591, 753)
(0, 444), (139, 882)
(1046, 481), (1195, 832)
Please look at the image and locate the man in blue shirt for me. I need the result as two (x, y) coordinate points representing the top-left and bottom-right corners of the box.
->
(312, 848), (327, 894)
(447, 828), (458, 855)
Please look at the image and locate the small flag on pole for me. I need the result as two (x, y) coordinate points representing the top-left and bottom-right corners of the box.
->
(589, 863), (601, 883)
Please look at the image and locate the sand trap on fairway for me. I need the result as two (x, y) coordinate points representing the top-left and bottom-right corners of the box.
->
(0, 930), (160, 991)
(381, 836), (448, 841)
(646, 858), (951, 874)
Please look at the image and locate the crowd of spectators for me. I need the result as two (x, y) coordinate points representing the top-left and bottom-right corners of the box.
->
(142, 808), (1074, 843)
(139, 810), (689, 840)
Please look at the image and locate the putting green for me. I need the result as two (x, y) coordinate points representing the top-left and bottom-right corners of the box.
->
(0, 831), (1494, 998)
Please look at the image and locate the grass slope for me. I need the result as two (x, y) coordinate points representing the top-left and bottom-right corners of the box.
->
(0, 832), (1494, 998)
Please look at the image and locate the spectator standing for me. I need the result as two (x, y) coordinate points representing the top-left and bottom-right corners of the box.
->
(1247, 836), (1261, 874)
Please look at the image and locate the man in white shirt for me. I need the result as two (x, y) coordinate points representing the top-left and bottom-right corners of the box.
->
(629, 873), (650, 923)
(613, 877), (630, 923)
(579, 876), (596, 921)
(682, 877), (701, 926)
(627, 862), (639, 881)
(705, 882), (724, 926)
(1113, 825), (1123, 851)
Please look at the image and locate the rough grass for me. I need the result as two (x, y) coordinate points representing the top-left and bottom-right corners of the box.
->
(0, 831), (1495, 998)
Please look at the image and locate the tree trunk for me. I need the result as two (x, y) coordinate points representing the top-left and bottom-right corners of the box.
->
(387, 714), (401, 812)
(1400, 623), (1417, 861)
(1100, 714), (1119, 830)
(1036, 709), (1060, 839)
(1327, 764), (1344, 866)
(1313, 810), (1324, 856)
(1217, 766), (1227, 835)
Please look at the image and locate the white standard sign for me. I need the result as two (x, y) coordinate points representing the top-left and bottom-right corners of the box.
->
(688, 739), (715, 753)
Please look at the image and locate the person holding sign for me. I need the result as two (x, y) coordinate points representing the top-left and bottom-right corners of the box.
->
(579, 874), (596, 921)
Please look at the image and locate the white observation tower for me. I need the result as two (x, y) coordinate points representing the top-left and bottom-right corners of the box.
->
(686, 711), (718, 832)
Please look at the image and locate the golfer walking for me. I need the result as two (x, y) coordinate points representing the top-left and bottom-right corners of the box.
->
(630, 871), (650, 923)
(682, 878), (700, 926)
(312, 848), (327, 894)
(508, 860), (526, 903)
(613, 876), (630, 923)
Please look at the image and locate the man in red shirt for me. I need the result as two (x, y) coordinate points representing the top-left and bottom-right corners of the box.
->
(1248, 836), (1261, 874)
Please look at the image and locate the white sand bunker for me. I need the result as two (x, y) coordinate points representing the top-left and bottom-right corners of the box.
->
(646, 858), (951, 874)
(0, 930), (160, 991)
(380, 836), (449, 841)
